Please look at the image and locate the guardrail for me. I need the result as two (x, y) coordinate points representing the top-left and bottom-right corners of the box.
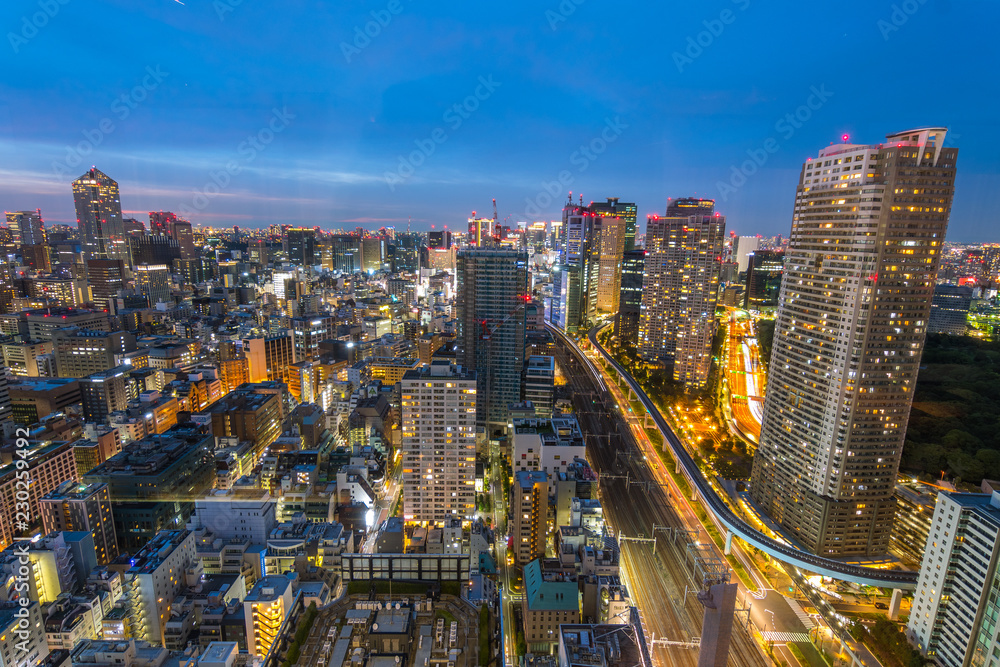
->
(546, 322), (918, 590)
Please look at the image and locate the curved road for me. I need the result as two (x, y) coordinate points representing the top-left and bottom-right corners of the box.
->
(550, 323), (917, 590)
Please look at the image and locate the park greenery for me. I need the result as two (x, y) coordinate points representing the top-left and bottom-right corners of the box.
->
(851, 617), (926, 667)
(901, 334), (1000, 485)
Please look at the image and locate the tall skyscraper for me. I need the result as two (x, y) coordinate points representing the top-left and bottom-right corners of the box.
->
(615, 249), (645, 348)
(73, 168), (129, 263)
(286, 227), (317, 266)
(589, 197), (638, 252)
(86, 258), (127, 312)
(6, 209), (46, 246)
(732, 235), (761, 274)
(556, 199), (625, 332)
(400, 360), (477, 522)
(750, 128), (957, 557)
(743, 250), (784, 311)
(456, 248), (529, 430)
(638, 198), (725, 386)
(134, 264), (172, 307)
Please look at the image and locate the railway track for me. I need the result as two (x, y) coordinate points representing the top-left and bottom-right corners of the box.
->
(553, 339), (769, 667)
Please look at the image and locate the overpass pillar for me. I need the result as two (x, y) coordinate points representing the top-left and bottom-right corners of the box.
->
(889, 588), (903, 621)
(644, 411), (651, 429)
(724, 531), (733, 556)
(691, 485), (698, 502)
(628, 385), (634, 401)
(675, 458), (681, 474)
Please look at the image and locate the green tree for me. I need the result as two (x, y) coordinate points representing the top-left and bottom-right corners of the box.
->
(977, 448), (1000, 480)
(516, 631), (527, 656)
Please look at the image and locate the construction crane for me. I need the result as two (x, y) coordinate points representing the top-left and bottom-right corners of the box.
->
(492, 198), (501, 246)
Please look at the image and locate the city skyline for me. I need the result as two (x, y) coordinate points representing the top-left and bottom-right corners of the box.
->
(1, 2), (998, 241)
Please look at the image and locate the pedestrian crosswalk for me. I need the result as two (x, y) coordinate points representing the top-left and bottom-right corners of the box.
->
(786, 598), (816, 629)
(762, 632), (811, 643)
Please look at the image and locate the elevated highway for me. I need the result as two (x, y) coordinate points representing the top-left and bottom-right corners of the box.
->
(547, 322), (918, 590)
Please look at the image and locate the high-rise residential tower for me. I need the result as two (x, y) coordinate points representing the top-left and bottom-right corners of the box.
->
(73, 168), (129, 263)
(400, 360), (477, 522)
(456, 248), (529, 430)
(40, 481), (119, 565)
(638, 198), (725, 386)
(750, 128), (958, 557)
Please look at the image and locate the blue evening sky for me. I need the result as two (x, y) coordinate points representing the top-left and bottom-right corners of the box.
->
(1, 0), (996, 240)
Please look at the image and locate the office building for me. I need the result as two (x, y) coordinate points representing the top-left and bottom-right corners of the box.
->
(750, 128), (958, 557)
(122, 530), (197, 646)
(523, 559), (580, 654)
(390, 232), (421, 272)
(174, 257), (215, 286)
(512, 470), (548, 565)
(85, 258), (127, 312)
(6, 209), (46, 246)
(82, 429), (214, 551)
(928, 284), (973, 335)
(150, 211), (196, 259)
(53, 329), (136, 378)
(638, 198), (725, 387)
(129, 234), (181, 266)
(81, 366), (133, 424)
(590, 197), (638, 252)
(134, 264), (171, 307)
(908, 490), (1000, 667)
(614, 249), (645, 349)
(556, 200), (625, 331)
(193, 488), (277, 542)
(73, 168), (129, 263)
(743, 250), (784, 311)
(523, 355), (555, 419)
(290, 315), (337, 362)
(8, 377), (80, 425)
(327, 234), (362, 273)
(0, 374), (10, 432)
(14, 307), (109, 342)
(456, 248), (528, 430)
(401, 360), (477, 522)
(243, 334), (295, 384)
(733, 236), (760, 274)
(286, 227), (317, 266)
(199, 386), (283, 461)
(40, 481), (119, 565)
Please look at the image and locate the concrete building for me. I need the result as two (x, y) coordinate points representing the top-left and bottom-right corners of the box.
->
(134, 264), (171, 307)
(908, 490), (1000, 667)
(401, 360), (477, 522)
(0, 602), (47, 667)
(81, 366), (133, 424)
(750, 128), (958, 557)
(456, 248), (528, 430)
(193, 488), (277, 542)
(512, 471), (548, 566)
(122, 530), (197, 646)
(743, 250), (784, 312)
(198, 387), (282, 462)
(523, 559), (580, 654)
(733, 236), (760, 275)
(614, 249), (645, 349)
(82, 428), (214, 551)
(512, 416), (586, 475)
(8, 377), (80, 426)
(928, 284), (973, 335)
(0, 441), (77, 552)
(52, 329), (136, 379)
(638, 198), (725, 387)
(523, 356), (555, 419)
(243, 575), (295, 657)
(40, 481), (119, 566)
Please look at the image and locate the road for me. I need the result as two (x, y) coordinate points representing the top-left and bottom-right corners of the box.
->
(362, 454), (403, 554)
(490, 438), (518, 667)
(550, 331), (769, 667)
(723, 311), (764, 443)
